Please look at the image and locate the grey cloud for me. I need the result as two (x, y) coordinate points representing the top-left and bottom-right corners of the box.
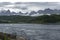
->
(6, 5), (27, 10)
(14, 2), (59, 9)
(14, 2), (23, 4)
(12, 6), (27, 10)
(0, 2), (12, 5)
(15, 2), (58, 6)
(25, 2), (58, 7)
(0, 2), (60, 10)
(27, 2), (60, 9)
(0, 2), (12, 7)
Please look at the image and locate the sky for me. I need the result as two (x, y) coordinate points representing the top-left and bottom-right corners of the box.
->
(0, 2), (60, 13)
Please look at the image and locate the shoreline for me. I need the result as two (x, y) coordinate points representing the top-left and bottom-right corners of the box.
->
(0, 23), (59, 25)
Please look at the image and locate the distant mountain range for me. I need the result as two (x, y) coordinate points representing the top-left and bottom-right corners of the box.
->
(0, 8), (60, 16)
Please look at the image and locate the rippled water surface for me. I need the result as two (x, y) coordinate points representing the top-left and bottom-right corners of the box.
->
(0, 24), (60, 40)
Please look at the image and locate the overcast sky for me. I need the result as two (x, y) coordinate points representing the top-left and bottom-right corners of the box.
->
(0, 2), (60, 12)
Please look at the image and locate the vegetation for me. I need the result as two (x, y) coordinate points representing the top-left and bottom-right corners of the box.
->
(0, 32), (16, 40)
(0, 14), (60, 23)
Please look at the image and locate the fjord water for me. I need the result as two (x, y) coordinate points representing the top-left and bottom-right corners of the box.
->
(0, 24), (60, 40)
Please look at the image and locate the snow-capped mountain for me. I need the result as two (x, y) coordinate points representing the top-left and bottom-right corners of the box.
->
(0, 8), (60, 16)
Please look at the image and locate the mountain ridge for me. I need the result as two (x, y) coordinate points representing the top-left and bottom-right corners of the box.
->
(0, 8), (60, 16)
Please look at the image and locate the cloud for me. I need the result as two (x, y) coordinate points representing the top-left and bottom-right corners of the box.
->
(0, 2), (60, 12)
(0, 2), (12, 7)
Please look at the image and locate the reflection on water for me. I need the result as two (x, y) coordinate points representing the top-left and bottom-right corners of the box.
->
(0, 24), (60, 40)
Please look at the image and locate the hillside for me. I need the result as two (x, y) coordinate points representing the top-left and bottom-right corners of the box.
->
(0, 14), (60, 23)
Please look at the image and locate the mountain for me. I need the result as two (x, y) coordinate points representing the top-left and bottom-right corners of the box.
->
(29, 11), (37, 15)
(43, 8), (53, 14)
(0, 8), (60, 16)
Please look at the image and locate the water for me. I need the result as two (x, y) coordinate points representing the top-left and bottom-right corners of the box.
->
(0, 24), (60, 40)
